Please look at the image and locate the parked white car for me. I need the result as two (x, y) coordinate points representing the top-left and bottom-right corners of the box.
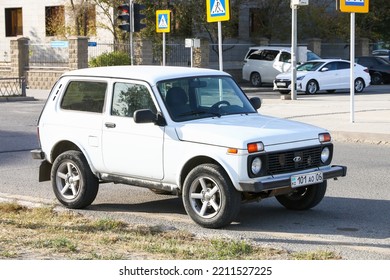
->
(31, 66), (346, 228)
(273, 59), (371, 94)
(242, 46), (321, 87)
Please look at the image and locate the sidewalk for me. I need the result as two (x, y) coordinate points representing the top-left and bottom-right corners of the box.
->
(25, 88), (390, 145)
(259, 93), (390, 145)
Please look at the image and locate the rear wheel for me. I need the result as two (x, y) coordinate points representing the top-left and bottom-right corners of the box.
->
(51, 151), (99, 209)
(250, 72), (262, 87)
(370, 73), (382, 85)
(354, 78), (365, 93)
(182, 164), (241, 228)
(276, 181), (327, 210)
(305, 80), (319, 94)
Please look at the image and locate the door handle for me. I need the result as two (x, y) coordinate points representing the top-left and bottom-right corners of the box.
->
(105, 122), (116, 128)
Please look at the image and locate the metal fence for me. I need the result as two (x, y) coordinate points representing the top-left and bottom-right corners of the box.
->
(15, 40), (374, 69)
(0, 77), (26, 97)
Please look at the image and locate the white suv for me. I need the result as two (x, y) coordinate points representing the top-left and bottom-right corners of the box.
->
(31, 66), (346, 228)
(242, 46), (321, 86)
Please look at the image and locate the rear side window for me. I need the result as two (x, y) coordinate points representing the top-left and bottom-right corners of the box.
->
(248, 50), (279, 61)
(61, 81), (107, 113)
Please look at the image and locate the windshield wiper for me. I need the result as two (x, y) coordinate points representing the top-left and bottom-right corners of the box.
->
(178, 110), (221, 118)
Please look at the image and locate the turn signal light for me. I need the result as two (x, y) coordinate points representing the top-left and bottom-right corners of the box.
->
(319, 133), (331, 143)
(247, 142), (264, 153)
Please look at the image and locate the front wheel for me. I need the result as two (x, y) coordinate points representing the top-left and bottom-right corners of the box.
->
(182, 164), (241, 228)
(305, 80), (319, 94)
(51, 150), (99, 209)
(276, 181), (327, 210)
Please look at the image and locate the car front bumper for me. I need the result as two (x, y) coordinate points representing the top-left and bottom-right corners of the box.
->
(239, 165), (347, 192)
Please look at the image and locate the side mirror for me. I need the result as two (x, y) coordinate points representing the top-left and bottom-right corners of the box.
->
(250, 97), (261, 110)
(321, 67), (329, 72)
(134, 109), (157, 124)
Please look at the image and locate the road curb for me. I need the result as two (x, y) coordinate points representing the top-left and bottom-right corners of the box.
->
(0, 96), (35, 103)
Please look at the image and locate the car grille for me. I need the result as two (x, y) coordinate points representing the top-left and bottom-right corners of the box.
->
(267, 146), (322, 175)
(274, 79), (291, 89)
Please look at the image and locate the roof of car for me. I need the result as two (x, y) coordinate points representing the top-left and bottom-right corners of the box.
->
(61, 66), (229, 85)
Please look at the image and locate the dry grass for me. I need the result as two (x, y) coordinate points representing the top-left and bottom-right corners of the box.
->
(0, 202), (341, 260)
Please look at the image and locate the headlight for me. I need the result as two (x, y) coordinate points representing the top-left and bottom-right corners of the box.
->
(321, 147), (330, 164)
(251, 157), (262, 175)
(297, 76), (305, 80)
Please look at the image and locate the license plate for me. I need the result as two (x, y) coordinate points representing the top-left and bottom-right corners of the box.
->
(276, 82), (286, 86)
(291, 171), (323, 188)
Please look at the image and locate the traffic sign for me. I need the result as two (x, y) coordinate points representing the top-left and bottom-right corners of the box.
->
(339, 0), (369, 13)
(206, 0), (230, 22)
(156, 10), (170, 33)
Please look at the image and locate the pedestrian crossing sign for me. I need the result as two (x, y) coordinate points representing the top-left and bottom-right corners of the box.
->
(339, 0), (369, 13)
(156, 10), (170, 33)
(206, 0), (230, 22)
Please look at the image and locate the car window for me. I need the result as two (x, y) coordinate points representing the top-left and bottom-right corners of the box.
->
(307, 51), (321, 61)
(337, 62), (350, 70)
(245, 49), (258, 59)
(279, 52), (291, 63)
(248, 50), (279, 61)
(323, 62), (337, 71)
(358, 57), (377, 66)
(111, 82), (156, 118)
(61, 81), (107, 113)
(297, 61), (325, 71)
(157, 76), (256, 122)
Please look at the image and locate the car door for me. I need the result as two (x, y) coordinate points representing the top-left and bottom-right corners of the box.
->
(318, 62), (339, 90)
(336, 61), (351, 89)
(273, 51), (291, 74)
(102, 80), (164, 180)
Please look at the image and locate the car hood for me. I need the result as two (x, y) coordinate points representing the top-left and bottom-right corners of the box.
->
(174, 114), (325, 149)
(276, 71), (308, 80)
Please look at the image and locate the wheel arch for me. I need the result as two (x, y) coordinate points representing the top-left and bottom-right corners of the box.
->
(50, 140), (81, 163)
(49, 140), (97, 174)
(179, 156), (223, 189)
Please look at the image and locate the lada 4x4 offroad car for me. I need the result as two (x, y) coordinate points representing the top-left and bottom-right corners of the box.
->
(31, 66), (347, 228)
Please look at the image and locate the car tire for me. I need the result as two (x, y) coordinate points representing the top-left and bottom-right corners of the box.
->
(51, 150), (99, 209)
(276, 181), (327, 210)
(182, 163), (241, 228)
(305, 80), (318, 94)
(354, 78), (365, 93)
(250, 72), (262, 87)
(370, 73), (383, 85)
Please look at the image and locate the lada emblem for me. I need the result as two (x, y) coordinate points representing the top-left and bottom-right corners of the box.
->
(293, 156), (302, 163)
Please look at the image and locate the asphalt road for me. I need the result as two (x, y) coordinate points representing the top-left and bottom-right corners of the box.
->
(0, 91), (389, 260)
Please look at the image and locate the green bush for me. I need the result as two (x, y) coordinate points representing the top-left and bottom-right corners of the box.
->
(89, 51), (131, 67)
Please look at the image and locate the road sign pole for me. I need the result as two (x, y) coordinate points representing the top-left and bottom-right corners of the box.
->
(129, 0), (134, 65)
(218, 21), (223, 71)
(350, 12), (355, 123)
(162, 32), (166, 66)
(291, 5), (297, 100)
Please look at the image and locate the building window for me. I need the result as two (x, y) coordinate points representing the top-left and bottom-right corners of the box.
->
(46, 6), (65, 37)
(5, 8), (23, 37)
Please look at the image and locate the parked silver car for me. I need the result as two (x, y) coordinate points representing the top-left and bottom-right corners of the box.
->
(242, 46), (320, 87)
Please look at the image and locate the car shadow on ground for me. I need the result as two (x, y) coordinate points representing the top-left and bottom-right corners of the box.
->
(87, 192), (389, 242)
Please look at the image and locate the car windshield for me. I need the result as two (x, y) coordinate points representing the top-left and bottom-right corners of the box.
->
(157, 76), (257, 122)
(297, 61), (325, 71)
(376, 57), (390, 65)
